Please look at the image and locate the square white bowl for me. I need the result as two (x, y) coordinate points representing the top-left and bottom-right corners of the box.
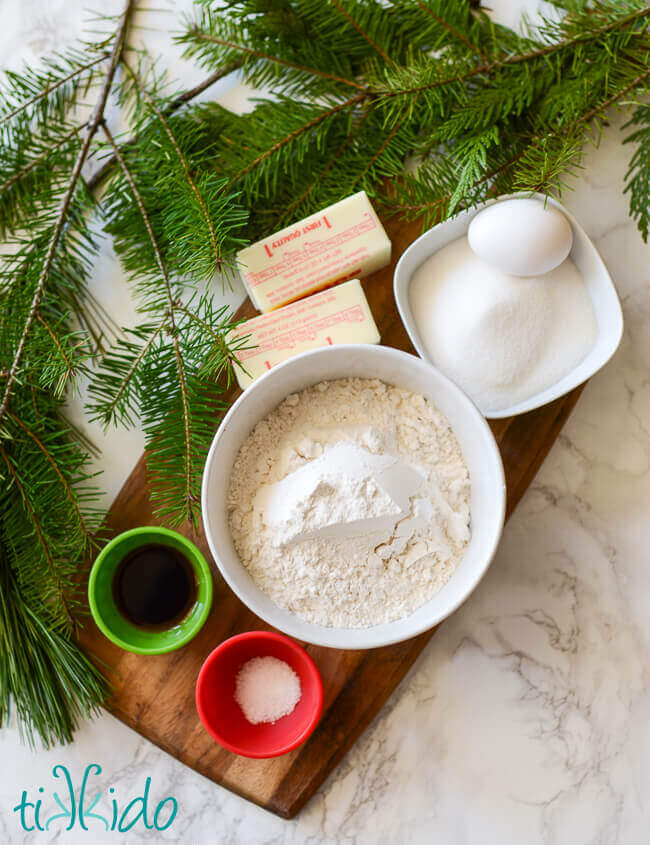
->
(393, 192), (624, 418)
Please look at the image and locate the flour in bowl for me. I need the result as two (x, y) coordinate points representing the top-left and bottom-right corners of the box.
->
(227, 378), (471, 628)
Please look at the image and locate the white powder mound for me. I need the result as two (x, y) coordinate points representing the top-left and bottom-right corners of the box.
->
(409, 237), (597, 412)
(227, 378), (471, 628)
(234, 656), (301, 725)
(255, 441), (424, 547)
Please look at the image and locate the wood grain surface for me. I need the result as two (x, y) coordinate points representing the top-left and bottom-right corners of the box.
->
(77, 218), (584, 819)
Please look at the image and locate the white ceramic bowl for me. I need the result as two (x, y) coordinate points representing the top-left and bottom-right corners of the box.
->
(201, 344), (506, 649)
(394, 192), (624, 418)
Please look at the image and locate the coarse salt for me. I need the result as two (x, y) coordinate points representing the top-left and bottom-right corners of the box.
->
(234, 656), (302, 725)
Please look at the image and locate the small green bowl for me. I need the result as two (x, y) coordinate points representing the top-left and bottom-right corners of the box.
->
(88, 527), (213, 655)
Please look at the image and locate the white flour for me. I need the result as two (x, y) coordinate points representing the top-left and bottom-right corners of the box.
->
(227, 378), (471, 628)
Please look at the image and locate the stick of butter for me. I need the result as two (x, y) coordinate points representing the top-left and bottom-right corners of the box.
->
(230, 279), (380, 389)
(236, 191), (391, 313)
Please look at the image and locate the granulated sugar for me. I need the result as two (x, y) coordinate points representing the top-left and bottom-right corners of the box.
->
(234, 656), (301, 725)
(227, 378), (471, 628)
(409, 237), (596, 412)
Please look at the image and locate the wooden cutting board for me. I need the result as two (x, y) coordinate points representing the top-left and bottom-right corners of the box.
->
(77, 217), (584, 819)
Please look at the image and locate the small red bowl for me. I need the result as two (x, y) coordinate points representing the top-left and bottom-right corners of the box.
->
(195, 631), (324, 758)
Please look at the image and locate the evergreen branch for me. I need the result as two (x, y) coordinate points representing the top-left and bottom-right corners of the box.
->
(168, 58), (245, 108)
(173, 302), (241, 380)
(448, 125), (500, 212)
(101, 121), (195, 525)
(173, 304), (224, 345)
(93, 323), (164, 425)
(7, 411), (92, 549)
(0, 0), (136, 423)
(391, 87), (619, 223)
(414, 0), (488, 62)
(0, 123), (87, 196)
(0, 554), (107, 749)
(352, 118), (404, 189)
(624, 101), (650, 241)
(230, 93), (367, 186)
(185, 30), (366, 90)
(275, 108), (373, 226)
(0, 445), (75, 629)
(379, 60), (489, 99)
(330, 0), (393, 64)
(501, 6), (650, 67)
(380, 6), (650, 100)
(577, 67), (650, 126)
(35, 314), (79, 394)
(0, 54), (108, 127)
(100, 125), (174, 318)
(392, 127), (572, 220)
(122, 62), (222, 273)
(86, 60), (245, 194)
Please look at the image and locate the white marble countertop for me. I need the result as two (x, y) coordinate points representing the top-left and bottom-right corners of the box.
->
(1, 2), (649, 843)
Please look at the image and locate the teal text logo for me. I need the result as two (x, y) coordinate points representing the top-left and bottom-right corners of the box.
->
(13, 764), (178, 833)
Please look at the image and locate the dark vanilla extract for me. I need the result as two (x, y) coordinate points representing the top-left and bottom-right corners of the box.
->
(113, 544), (197, 629)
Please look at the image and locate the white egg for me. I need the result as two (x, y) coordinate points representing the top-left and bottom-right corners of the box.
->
(467, 198), (573, 276)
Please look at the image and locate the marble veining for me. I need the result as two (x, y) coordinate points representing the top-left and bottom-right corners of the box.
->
(1, 3), (649, 843)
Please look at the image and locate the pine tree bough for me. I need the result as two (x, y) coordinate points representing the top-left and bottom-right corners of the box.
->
(85, 57), (246, 193)
(0, 0), (136, 421)
(0, 0), (137, 748)
(2, 0), (650, 747)
(101, 121), (196, 526)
